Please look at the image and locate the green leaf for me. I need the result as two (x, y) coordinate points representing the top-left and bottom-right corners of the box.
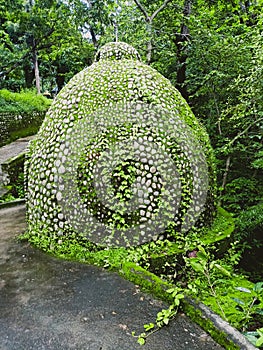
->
(138, 337), (145, 346)
(255, 308), (263, 315)
(244, 333), (258, 346)
(235, 287), (252, 293)
(163, 318), (169, 325)
(156, 311), (163, 320)
(256, 339), (263, 347)
(174, 296), (184, 306)
(253, 282), (263, 292)
(214, 263), (231, 276)
(197, 246), (208, 258)
(231, 297), (245, 305)
(144, 323), (154, 331)
(196, 251), (207, 262)
(256, 335), (263, 347)
(166, 288), (176, 294)
(189, 259), (204, 273)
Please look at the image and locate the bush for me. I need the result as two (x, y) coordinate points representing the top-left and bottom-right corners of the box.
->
(0, 89), (51, 113)
(234, 203), (263, 280)
(0, 89), (52, 145)
(221, 177), (262, 213)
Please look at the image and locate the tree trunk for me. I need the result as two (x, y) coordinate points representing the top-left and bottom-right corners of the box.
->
(133, 0), (172, 65)
(56, 63), (67, 91)
(23, 60), (34, 89)
(174, 0), (191, 101)
(89, 25), (98, 48)
(146, 22), (152, 64)
(221, 155), (231, 191)
(32, 42), (41, 94)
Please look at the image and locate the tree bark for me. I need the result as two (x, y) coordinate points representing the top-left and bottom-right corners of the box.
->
(146, 23), (153, 64)
(89, 25), (98, 47)
(23, 60), (34, 89)
(221, 155), (231, 191)
(174, 0), (191, 101)
(32, 40), (41, 94)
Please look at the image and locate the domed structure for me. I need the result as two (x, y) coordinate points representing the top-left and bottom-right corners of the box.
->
(25, 42), (217, 247)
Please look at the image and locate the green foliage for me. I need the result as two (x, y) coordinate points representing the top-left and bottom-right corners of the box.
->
(244, 328), (263, 348)
(129, 217), (262, 346)
(233, 283), (263, 331)
(0, 89), (50, 145)
(0, 191), (16, 203)
(0, 0), (95, 92)
(132, 287), (184, 346)
(252, 150), (263, 170)
(2, 1), (262, 347)
(0, 155), (25, 201)
(1, 0), (261, 215)
(182, 301), (240, 350)
(20, 228), (99, 263)
(222, 178), (262, 212)
(21, 186), (262, 348)
(0, 89), (51, 113)
(234, 203), (263, 281)
(185, 1), (263, 215)
(183, 245), (263, 346)
(235, 203), (263, 241)
(12, 172), (25, 198)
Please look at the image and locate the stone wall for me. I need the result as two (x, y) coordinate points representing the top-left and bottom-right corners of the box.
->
(0, 111), (45, 146)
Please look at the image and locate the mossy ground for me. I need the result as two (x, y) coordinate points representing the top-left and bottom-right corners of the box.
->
(20, 207), (233, 271)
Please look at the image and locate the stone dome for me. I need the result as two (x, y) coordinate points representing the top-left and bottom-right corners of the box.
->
(95, 41), (141, 62)
(25, 42), (217, 247)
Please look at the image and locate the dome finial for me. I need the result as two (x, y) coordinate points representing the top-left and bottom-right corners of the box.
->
(95, 42), (141, 62)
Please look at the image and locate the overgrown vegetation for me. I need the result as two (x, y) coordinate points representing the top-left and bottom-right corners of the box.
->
(1, 0), (262, 348)
(0, 0), (262, 258)
(0, 89), (51, 113)
(0, 89), (51, 145)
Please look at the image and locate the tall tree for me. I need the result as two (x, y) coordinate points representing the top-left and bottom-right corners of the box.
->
(0, 0), (95, 92)
(173, 0), (191, 100)
(133, 0), (172, 64)
(185, 0), (263, 210)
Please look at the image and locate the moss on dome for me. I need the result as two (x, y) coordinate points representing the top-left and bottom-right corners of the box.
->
(25, 42), (217, 248)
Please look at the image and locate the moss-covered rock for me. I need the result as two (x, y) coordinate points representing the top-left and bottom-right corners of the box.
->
(26, 42), (217, 248)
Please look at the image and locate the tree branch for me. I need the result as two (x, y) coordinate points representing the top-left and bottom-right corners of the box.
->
(133, 0), (150, 21)
(227, 117), (263, 148)
(221, 155), (231, 191)
(133, 0), (172, 64)
(0, 52), (30, 78)
(134, 0), (172, 22)
(150, 0), (173, 22)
